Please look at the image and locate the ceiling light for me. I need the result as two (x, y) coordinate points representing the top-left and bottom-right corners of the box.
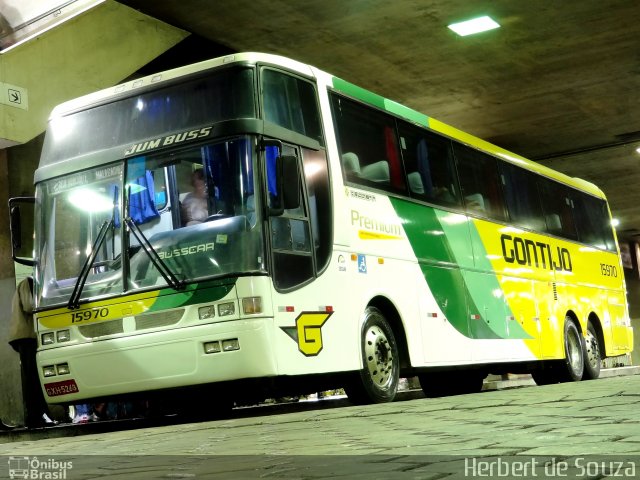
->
(611, 218), (620, 227)
(448, 16), (500, 36)
(635, 147), (640, 154)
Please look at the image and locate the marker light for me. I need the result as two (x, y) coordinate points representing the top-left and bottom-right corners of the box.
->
(448, 16), (500, 36)
(242, 297), (263, 315)
(57, 330), (71, 343)
(218, 302), (235, 317)
(43, 365), (57, 377)
(198, 305), (216, 320)
(41, 333), (55, 345)
(222, 339), (240, 352)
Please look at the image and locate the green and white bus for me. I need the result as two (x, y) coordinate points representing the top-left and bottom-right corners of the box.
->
(10, 52), (633, 406)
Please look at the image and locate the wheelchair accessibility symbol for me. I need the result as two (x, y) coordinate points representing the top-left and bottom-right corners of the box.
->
(358, 254), (367, 274)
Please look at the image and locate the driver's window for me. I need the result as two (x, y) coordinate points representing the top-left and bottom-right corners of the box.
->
(267, 145), (314, 291)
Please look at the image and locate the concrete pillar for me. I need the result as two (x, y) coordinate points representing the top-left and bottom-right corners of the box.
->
(0, 147), (22, 425)
(0, 0), (188, 425)
(624, 242), (640, 365)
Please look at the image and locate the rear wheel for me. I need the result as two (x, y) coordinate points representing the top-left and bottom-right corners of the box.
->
(345, 307), (399, 404)
(582, 322), (601, 380)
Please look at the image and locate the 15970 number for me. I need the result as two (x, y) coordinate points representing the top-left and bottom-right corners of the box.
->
(600, 263), (618, 277)
(71, 308), (109, 323)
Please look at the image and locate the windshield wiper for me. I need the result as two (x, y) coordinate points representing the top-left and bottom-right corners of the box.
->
(68, 219), (113, 309)
(125, 217), (185, 291)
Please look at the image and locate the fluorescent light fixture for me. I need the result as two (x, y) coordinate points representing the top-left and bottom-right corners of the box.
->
(448, 16), (500, 36)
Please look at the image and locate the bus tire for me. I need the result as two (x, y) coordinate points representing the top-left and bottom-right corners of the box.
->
(582, 322), (601, 380)
(345, 307), (399, 404)
(560, 317), (584, 382)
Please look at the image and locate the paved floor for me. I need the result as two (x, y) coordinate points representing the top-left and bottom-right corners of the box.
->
(1, 372), (639, 478)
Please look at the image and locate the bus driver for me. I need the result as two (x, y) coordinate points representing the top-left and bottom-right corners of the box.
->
(181, 169), (208, 226)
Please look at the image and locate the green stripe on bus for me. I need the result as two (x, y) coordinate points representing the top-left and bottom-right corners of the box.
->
(148, 279), (236, 312)
(333, 77), (386, 109)
(332, 77), (430, 126)
(390, 198), (532, 340)
(384, 99), (429, 127)
(464, 223), (532, 340)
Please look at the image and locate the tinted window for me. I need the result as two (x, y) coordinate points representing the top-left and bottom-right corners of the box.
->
(499, 162), (544, 231)
(331, 94), (406, 194)
(398, 123), (460, 207)
(453, 143), (506, 221)
(42, 67), (255, 165)
(267, 145), (314, 291)
(262, 69), (322, 143)
(573, 193), (615, 250)
(539, 179), (578, 240)
(302, 148), (332, 273)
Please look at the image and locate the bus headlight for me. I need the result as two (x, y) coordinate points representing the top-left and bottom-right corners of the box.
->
(43, 365), (56, 377)
(222, 338), (240, 351)
(41, 333), (55, 345)
(203, 341), (221, 354)
(198, 305), (216, 320)
(218, 302), (235, 317)
(57, 330), (71, 343)
(242, 297), (263, 314)
(56, 363), (70, 375)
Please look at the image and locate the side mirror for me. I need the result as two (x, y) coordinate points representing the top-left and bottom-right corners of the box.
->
(9, 197), (36, 267)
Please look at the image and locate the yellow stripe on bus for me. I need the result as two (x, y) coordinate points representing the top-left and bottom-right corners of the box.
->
(36, 290), (161, 329)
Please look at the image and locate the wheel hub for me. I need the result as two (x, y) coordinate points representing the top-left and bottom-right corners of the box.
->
(585, 330), (600, 368)
(364, 325), (394, 390)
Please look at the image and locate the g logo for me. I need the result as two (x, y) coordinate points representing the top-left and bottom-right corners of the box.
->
(281, 312), (333, 356)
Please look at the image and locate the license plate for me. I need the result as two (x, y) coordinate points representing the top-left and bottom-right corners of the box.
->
(44, 379), (79, 397)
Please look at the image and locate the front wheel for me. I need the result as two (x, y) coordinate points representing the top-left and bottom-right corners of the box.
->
(345, 307), (400, 404)
(582, 322), (601, 380)
(532, 318), (584, 385)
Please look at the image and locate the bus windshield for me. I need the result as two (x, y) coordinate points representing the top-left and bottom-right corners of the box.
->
(35, 136), (265, 308)
(41, 66), (255, 166)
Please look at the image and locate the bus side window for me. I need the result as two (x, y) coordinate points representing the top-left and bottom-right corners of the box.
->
(262, 69), (323, 143)
(499, 161), (544, 231)
(452, 143), (506, 221)
(571, 191), (614, 250)
(330, 94), (406, 194)
(397, 123), (460, 207)
(538, 178), (578, 240)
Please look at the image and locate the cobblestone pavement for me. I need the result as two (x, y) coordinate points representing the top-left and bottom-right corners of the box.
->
(1, 373), (639, 478)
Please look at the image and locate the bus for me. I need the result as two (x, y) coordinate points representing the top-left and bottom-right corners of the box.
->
(9, 52), (633, 408)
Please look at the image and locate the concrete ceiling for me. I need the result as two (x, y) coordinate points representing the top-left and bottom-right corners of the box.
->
(119, 0), (640, 239)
